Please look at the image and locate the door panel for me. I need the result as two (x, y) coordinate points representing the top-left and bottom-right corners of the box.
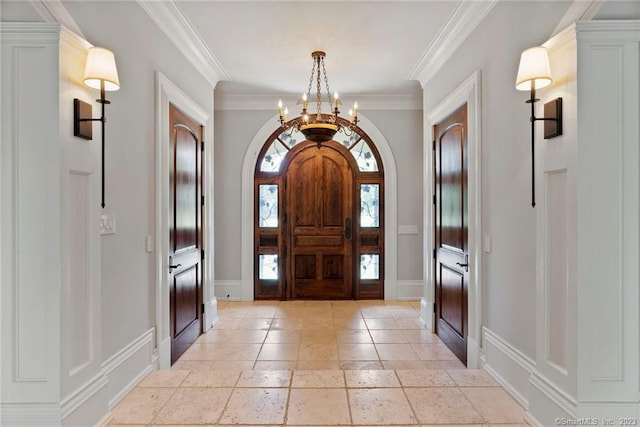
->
(434, 104), (468, 365)
(169, 104), (202, 365)
(286, 145), (353, 299)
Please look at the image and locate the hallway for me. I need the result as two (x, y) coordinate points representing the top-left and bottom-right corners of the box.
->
(106, 300), (526, 425)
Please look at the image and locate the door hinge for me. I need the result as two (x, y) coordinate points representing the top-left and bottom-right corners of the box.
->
(433, 303), (436, 313)
(433, 248), (436, 259)
(432, 139), (436, 151)
(201, 195), (205, 206)
(201, 140), (204, 151)
(433, 194), (436, 205)
(201, 249), (205, 260)
(201, 303), (205, 314)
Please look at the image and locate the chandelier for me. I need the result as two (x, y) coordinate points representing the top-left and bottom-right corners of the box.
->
(278, 51), (359, 144)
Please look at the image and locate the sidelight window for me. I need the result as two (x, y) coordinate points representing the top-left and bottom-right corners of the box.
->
(360, 254), (380, 280)
(258, 184), (278, 227)
(360, 184), (380, 227)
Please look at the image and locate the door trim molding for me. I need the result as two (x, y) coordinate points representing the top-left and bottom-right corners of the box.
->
(242, 114), (398, 300)
(154, 72), (214, 369)
(425, 70), (482, 367)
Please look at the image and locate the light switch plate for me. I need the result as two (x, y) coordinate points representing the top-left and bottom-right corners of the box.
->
(146, 236), (153, 253)
(483, 235), (491, 253)
(100, 214), (116, 235)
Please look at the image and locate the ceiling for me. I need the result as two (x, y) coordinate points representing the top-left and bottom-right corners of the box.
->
(3, 0), (637, 105)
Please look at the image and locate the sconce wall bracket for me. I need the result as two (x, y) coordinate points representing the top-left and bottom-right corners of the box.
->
(73, 98), (94, 140)
(543, 97), (563, 139)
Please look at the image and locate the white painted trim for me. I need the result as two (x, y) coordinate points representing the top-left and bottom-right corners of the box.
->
(529, 371), (578, 419)
(420, 297), (433, 330)
(408, 0), (497, 86)
(0, 403), (61, 426)
(214, 280), (242, 301)
(138, 0), (230, 87)
(60, 373), (108, 420)
(241, 113), (398, 301)
(216, 94), (422, 111)
(483, 327), (536, 408)
(551, 0), (605, 38)
(29, 0), (85, 38)
(154, 72), (213, 369)
(398, 225), (418, 235)
(425, 70), (482, 368)
(396, 280), (423, 301)
(101, 329), (154, 376)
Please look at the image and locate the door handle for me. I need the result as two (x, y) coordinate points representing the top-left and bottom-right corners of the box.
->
(456, 254), (469, 272)
(345, 217), (352, 240)
(169, 256), (182, 272)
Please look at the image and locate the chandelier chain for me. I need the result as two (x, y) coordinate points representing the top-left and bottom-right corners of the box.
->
(316, 56), (322, 120)
(306, 58), (316, 108)
(321, 56), (332, 111)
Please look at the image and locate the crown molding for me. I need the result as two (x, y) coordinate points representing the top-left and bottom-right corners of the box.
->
(29, 0), (85, 38)
(215, 94), (422, 111)
(407, 0), (498, 87)
(137, 0), (230, 88)
(550, 0), (606, 38)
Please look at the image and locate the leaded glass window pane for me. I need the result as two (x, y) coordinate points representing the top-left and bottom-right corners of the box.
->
(360, 184), (380, 227)
(335, 128), (361, 149)
(350, 140), (378, 172)
(279, 127), (304, 148)
(259, 254), (278, 280)
(260, 141), (288, 172)
(360, 254), (379, 280)
(259, 184), (278, 227)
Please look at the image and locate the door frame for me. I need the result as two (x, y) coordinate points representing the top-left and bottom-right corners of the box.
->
(155, 72), (215, 369)
(242, 114), (398, 301)
(425, 70), (482, 368)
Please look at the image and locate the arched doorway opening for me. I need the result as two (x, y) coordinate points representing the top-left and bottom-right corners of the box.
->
(254, 118), (384, 300)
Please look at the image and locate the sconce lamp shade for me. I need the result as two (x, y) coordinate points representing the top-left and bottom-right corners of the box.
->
(83, 47), (120, 91)
(515, 46), (552, 91)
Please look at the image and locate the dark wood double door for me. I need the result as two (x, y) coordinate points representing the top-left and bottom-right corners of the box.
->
(286, 144), (354, 299)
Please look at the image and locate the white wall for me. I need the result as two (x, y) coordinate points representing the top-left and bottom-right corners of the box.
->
(213, 108), (423, 292)
(423, 0), (571, 360)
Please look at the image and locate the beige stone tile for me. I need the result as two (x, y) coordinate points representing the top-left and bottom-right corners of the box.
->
(170, 360), (212, 371)
(404, 387), (483, 424)
(237, 318), (273, 330)
(181, 370), (241, 387)
(214, 318), (244, 329)
(338, 343), (379, 361)
(360, 307), (393, 319)
(270, 318), (304, 330)
(258, 343), (300, 361)
(447, 369), (499, 387)
(412, 343), (459, 361)
(340, 361), (384, 370)
(286, 388), (351, 425)
(296, 360), (341, 370)
(110, 388), (176, 424)
(264, 330), (302, 344)
(370, 330), (408, 343)
(198, 329), (267, 343)
(210, 360), (256, 371)
(298, 342), (339, 360)
(336, 330), (373, 344)
(180, 343), (262, 361)
(348, 388), (417, 425)
(138, 370), (189, 388)
(375, 343), (420, 360)
(345, 369), (401, 388)
(152, 387), (231, 425)
(218, 388), (288, 424)
(395, 318), (426, 329)
(365, 318), (401, 329)
(402, 329), (437, 344)
(460, 387), (525, 423)
(300, 329), (336, 343)
(302, 318), (334, 329)
(387, 307), (420, 318)
(422, 360), (466, 370)
(333, 317), (368, 329)
(382, 360), (430, 370)
(254, 361), (298, 370)
(332, 307), (362, 318)
(396, 369), (455, 387)
(291, 370), (345, 388)
(236, 370), (292, 387)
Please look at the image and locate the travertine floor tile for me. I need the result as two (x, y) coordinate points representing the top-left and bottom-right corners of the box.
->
(258, 343), (300, 361)
(345, 369), (401, 388)
(412, 343), (458, 361)
(370, 330), (409, 343)
(296, 360), (341, 370)
(265, 330), (302, 344)
(254, 360), (298, 370)
(336, 330), (373, 344)
(152, 387), (231, 425)
(138, 370), (189, 388)
(365, 318), (401, 329)
(447, 369), (499, 387)
(218, 388), (288, 425)
(291, 370), (345, 388)
(338, 343), (379, 361)
(404, 387), (484, 424)
(348, 388), (417, 425)
(402, 329), (437, 344)
(110, 388), (176, 424)
(460, 387), (525, 423)
(396, 369), (455, 387)
(375, 343), (421, 360)
(286, 388), (351, 425)
(236, 369), (292, 388)
(298, 342), (339, 360)
(340, 361), (384, 370)
(181, 369), (241, 387)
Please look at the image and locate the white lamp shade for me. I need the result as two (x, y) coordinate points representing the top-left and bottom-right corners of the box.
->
(515, 46), (552, 91)
(83, 47), (120, 91)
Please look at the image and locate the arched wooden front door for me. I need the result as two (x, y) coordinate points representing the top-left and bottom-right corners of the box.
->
(254, 119), (384, 300)
(286, 144), (354, 299)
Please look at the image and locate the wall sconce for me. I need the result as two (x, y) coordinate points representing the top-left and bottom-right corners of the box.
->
(515, 46), (562, 207)
(73, 47), (120, 208)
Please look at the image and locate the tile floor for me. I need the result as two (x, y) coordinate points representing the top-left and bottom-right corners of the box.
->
(106, 300), (527, 426)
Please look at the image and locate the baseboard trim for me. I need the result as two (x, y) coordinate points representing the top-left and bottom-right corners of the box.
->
(101, 328), (154, 376)
(60, 371), (108, 419)
(214, 280), (242, 301)
(528, 371), (577, 423)
(0, 403), (61, 426)
(419, 297), (433, 330)
(482, 327), (535, 408)
(397, 280), (423, 301)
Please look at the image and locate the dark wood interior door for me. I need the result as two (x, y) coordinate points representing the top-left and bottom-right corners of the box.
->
(434, 104), (468, 365)
(169, 104), (203, 364)
(286, 144), (354, 299)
